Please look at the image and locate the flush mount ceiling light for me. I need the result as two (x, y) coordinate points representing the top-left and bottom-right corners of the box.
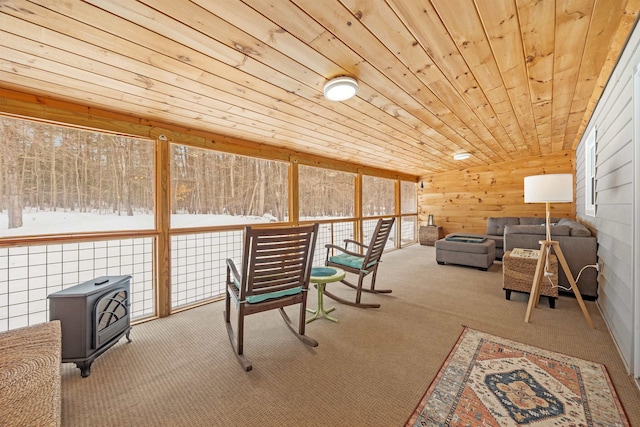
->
(453, 152), (471, 161)
(323, 76), (358, 101)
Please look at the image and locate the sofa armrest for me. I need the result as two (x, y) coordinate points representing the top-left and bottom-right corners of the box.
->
(504, 232), (598, 298)
(0, 321), (62, 426)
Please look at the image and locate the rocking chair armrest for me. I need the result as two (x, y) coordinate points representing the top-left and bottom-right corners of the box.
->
(324, 244), (362, 258)
(343, 239), (368, 250)
(226, 258), (241, 284)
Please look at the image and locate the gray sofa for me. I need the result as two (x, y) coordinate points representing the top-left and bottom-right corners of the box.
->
(475, 217), (598, 299)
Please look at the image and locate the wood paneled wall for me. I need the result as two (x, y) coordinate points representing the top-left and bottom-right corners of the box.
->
(418, 151), (575, 235)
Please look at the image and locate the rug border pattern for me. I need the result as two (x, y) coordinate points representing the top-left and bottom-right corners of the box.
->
(405, 327), (630, 427)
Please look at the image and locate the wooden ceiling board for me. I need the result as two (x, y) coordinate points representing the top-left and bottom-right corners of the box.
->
(306, 31), (484, 165)
(551, 0), (595, 153)
(517, 0), (556, 155)
(429, 0), (532, 157)
(295, 0), (507, 163)
(277, 0), (490, 167)
(369, 0), (518, 163)
(336, 1), (505, 166)
(475, 0), (540, 156)
(0, 0), (637, 177)
(388, 0), (523, 158)
(576, 0), (640, 148)
(563, 0), (628, 150)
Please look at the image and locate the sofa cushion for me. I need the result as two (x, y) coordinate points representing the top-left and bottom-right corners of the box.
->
(329, 253), (377, 270)
(557, 218), (592, 237)
(232, 278), (301, 304)
(486, 217), (520, 236)
(518, 217), (546, 226)
(504, 224), (571, 236)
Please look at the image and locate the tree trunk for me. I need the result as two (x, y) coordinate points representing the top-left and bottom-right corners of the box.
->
(1, 120), (23, 228)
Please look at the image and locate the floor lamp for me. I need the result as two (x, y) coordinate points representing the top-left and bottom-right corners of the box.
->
(523, 174), (594, 328)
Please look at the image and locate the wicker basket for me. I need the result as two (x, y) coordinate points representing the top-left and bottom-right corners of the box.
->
(419, 226), (442, 246)
(503, 251), (558, 297)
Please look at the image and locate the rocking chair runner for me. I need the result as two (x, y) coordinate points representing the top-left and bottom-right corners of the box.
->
(323, 217), (395, 309)
(224, 223), (319, 371)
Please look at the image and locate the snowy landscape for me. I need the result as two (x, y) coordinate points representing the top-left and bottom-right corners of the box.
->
(0, 209), (274, 238)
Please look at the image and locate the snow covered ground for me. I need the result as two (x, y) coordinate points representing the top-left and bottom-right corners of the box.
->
(0, 210), (273, 237)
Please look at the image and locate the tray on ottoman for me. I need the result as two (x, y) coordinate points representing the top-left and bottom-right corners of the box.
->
(503, 250), (558, 308)
(435, 234), (495, 271)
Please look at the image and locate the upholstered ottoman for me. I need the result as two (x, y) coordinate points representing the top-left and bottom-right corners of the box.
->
(435, 235), (496, 271)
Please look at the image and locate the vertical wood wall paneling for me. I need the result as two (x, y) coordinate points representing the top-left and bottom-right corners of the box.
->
(418, 151), (575, 236)
(576, 19), (640, 376)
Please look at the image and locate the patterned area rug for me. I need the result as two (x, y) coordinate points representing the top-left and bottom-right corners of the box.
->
(406, 328), (630, 426)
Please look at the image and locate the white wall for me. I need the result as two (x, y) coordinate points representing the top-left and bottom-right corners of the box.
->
(576, 19), (640, 378)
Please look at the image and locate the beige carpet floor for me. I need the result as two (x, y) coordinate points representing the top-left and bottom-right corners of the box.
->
(60, 244), (640, 426)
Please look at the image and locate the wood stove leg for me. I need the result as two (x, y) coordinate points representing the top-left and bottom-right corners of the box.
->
(126, 326), (132, 343)
(77, 361), (92, 378)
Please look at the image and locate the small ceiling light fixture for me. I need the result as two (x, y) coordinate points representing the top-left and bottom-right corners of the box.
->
(453, 152), (471, 161)
(323, 76), (358, 101)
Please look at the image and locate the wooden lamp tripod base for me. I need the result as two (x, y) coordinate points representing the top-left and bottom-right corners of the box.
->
(525, 239), (594, 329)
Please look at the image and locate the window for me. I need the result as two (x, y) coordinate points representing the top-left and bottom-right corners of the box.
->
(400, 181), (417, 245)
(170, 145), (288, 227)
(585, 126), (596, 216)
(298, 165), (354, 219)
(400, 181), (417, 214)
(362, 175), (395, 217)
(0, 116), (155, 237)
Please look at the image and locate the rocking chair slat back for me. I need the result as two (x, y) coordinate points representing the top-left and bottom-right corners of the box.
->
(363, 219), (395, 266)
(243, 226), (316, 298)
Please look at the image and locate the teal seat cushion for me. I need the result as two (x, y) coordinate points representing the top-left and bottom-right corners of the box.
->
(233, 278), (301, 304)
(329, 253), (377, 270)
(445, 235), (487, 243)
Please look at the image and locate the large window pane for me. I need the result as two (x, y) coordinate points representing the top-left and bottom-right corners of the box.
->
(170, 145), (288, 227)
(299, 165), (354, 220)
(401, 180), (417, 214)
(0, 116), (155, 237)
(362, 175), (394, 217)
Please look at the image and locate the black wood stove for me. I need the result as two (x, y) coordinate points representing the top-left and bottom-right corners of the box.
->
(48, 275), (132, 377)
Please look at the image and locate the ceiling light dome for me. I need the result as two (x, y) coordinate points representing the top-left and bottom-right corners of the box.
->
(453, 152), (471, 161)
(323, 76), (358, 101)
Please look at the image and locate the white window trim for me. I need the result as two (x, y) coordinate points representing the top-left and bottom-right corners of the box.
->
(633, 63), (640, 380)
(585, 126), (596, 217)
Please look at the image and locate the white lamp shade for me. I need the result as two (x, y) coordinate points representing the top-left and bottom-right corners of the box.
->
(323, 77), (358, 101)
(524, 174), (573, 203)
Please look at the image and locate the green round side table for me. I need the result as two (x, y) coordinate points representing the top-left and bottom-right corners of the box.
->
(306, 266), (346, 323)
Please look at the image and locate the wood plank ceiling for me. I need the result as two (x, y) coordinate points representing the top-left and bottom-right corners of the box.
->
(0, 0), (638, 176)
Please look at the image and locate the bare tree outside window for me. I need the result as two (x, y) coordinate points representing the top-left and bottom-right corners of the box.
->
(299, 165), (354, 219)
(0, 116), (155, 237)
(362, 175), (395, 217)
(401, 181), (417, 214)
(169, 144), (288, 227)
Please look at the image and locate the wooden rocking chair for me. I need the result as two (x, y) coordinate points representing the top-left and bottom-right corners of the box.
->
(224, 223), (319, 371)
(323, 218), (395, 309)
